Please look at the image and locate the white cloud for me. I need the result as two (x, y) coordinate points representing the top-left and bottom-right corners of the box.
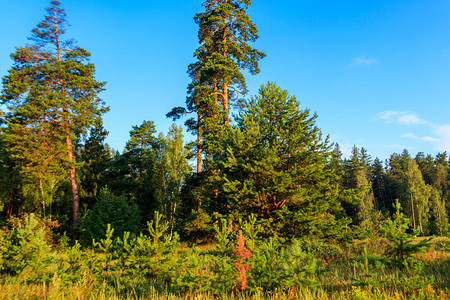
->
(378, 110), (449, 152)
(378, 110), (402, 121)
(422, 136), (439, 142)
(377, 110), (427, 126)
(401, 132), (419, 139)
(349, 56), (378, 67)
(434, 125), (450, 152)
(401, 132), (438, 142)
(398, 114), (426, 126)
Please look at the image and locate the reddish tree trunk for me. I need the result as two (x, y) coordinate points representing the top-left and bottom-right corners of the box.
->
(66, 134), (80, 226)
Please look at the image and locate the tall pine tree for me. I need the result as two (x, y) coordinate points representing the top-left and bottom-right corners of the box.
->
(168, 0), (265, 172)
(1, 1), (108, 225)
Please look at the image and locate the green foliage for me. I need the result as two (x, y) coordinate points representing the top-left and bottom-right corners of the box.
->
(389, 153), (432, 235)
(0, 214), (448, 298)
(184, 208), (215, 244)
(282, 239), (320, 288)
(168, 0), (265, 173)
(380, 200), (430, 266)
(351, 246), (386, 288)
(152, 124), (191, 237)
(212, 82), (350, 241)
(429, 186), (449, 236)
(115, 120), (158, 221)
(0, 214), (55, 282)
(1, 0), (108, 224)
(79, 121), (112, 208)
(80, 188), (140, 244)
(0, 132), (21, 216)
(342, 146), (383, 238)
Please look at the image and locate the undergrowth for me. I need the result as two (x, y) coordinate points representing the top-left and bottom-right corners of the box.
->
(0, 212), (449, 299)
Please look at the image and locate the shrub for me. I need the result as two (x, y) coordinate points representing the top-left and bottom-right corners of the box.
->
(380, 199), (430, 267)
(80, 188), (140, 245)
(0, 214), (55, 282)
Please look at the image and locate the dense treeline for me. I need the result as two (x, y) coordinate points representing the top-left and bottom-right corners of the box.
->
(0, 0), (449, 243)
(0, 1), (449, 298)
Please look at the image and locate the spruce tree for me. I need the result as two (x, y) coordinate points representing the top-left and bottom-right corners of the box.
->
(79, 121), (113, 208)
(1, 1), (108, 225)
(122, 120), (158, 220)
(372, 157), (389, 210)
(342, 147), (378, 235)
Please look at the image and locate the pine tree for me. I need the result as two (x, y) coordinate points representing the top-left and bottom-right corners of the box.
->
(122, 120), (158, 220)
(372, 157), (389, 210)
(1, 1), (108, 225)
(213, 82), (349, 241)
(342, 147), (378, 236)
(168, 0), (265, 172)
(197, 0), (266, 124)
(79, 121), (113, 208)
(415, 152), (434, 185)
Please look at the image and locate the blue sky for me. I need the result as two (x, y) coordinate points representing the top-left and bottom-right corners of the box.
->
(1, 0), (449, 160)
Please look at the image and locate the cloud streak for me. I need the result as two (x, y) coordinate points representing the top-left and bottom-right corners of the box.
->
(378, 110), (450, 152)
(402, 132), (439, 142)
(377, 110), (428, 126)
(349, 56), (378, 67)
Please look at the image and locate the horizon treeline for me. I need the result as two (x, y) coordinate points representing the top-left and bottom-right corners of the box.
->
(0, 0), (449, 243)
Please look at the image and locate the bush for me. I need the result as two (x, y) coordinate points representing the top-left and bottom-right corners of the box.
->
(380, 199), (430, 267)
(0, 214), (55, 282)
(80, 188), (140, 245)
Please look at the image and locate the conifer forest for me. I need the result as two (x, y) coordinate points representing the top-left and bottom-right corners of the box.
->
(0, 1), (449, 299)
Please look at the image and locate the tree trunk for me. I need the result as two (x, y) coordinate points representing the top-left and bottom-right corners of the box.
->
(197, 111), (202, 173)
(222, 27), (229, 125)
(66, 134), (80, 226)
(410, 193), (416, 231)
(223, 82), (229, 125)
(214, 78), (218, 105)
(418, 216), (424, 236)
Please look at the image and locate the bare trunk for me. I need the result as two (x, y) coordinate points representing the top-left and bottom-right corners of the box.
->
(40, 178), (45, 216)
(170, 196), (177, 240)
(66, 134), (80, 226)
(7, 201), (13, 217)
(54, 10), (61, 61)
(214, 78), (218, 105)
(197, 111), (202, 173)
(222, 27), (229, 125)
(223, 82), (229, 125)
(370, 184), (375, 203)
(418, 216), (424, 236)
(410, 193), (416, 231)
